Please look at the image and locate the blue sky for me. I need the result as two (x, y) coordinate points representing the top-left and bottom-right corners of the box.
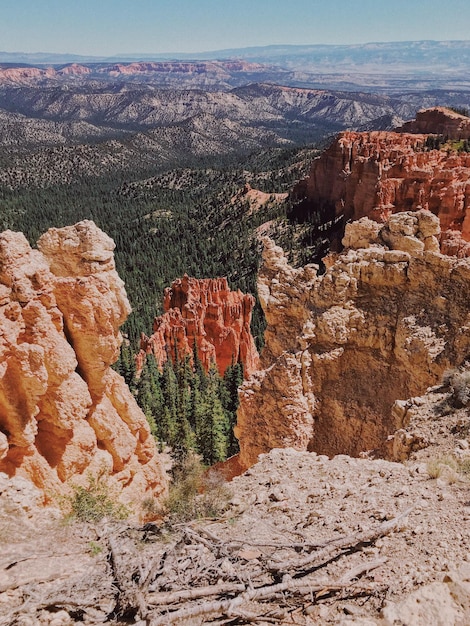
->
(2, 0), (470, 56)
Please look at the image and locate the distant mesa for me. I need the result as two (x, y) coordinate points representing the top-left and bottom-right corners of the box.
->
(137, 275), (259, 380)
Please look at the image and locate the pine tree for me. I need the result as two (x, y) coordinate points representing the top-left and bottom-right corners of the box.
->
(114, 342), (136, 391)
(196, 365), (228, 465)
(222, 362), (243, 457)
(136, 354), (164, 440)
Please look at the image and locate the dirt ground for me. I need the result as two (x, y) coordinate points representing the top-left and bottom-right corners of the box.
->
(2, 384), (470, 625)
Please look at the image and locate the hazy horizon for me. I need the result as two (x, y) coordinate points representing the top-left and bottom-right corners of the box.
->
(2, 0), (470, 57)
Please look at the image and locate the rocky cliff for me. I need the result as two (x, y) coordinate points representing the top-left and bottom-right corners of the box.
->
(398, 106), (470, 139)
(292, 125), (470, 257)
(235, 210), (470, 469)
(0, 220), (167, 508)
(138, 276), (259, 379)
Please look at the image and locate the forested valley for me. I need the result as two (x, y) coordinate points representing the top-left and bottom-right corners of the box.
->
(0, 144), (319, 462)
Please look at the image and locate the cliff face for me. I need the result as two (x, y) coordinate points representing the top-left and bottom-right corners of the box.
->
(235, 210), (470, 469)
(0, 221), (167, 507)
(398, 107), (470, 139)
(138, 276), (259, 379)
(293, 128), (470, 256)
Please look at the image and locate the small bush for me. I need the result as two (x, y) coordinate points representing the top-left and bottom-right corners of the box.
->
(443, 368), (470, 409)
(458, 458), (470, 477)
(427, 455), (459, 480)
(65, 471), (129, 523)
(164, 452), (230, 523)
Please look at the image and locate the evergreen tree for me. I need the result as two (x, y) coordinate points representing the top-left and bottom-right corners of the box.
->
(196, 365), (228, 465)
(160, 359), (179, 449)
(136, 354), (164, 440)
(114, 342), (136, 391)
(222, 362), (244, 457)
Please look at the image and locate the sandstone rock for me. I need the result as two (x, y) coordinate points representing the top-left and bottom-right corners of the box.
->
(382, 582), (464, 625)
(397, 106), (470, 140)
(138, 275), (259, 379)
(293, 127), (470, 256)
(236, 213), (470, 468)
(342, 217), (382, 249)
(0, 221), (167, 512)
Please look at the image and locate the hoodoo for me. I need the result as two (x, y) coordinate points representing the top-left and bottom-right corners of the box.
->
(138, 275), (259, 379)
(0, 221), (167, 509)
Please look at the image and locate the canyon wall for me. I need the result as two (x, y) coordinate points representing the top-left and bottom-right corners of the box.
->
(138, 275), (259, 379)
(398, 107), (470, 140)
(235, 210), (470, 469)
(0, 221), (167, 509)
(293, 126), (470, 257)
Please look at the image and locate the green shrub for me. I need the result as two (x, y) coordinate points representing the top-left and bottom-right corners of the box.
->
(65, 471), (129, 523)
(164, 452), (230, 523)
(427, 455), (459, 480)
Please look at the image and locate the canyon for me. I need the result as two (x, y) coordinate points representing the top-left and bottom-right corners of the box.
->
(137, 275), (259, 379)
(0, 220), (167, 510)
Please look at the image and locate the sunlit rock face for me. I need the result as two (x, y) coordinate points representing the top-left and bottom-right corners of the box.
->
(293, 125), (470, 256)
(236, 211), (470, 469)
(138, 275), (259, 379)
(0, 220), (167, 510)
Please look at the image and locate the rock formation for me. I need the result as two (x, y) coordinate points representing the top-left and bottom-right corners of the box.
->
(398, 106), (470, 140)
(292, 125), (470, 256)
(0, 220), (167, 509)
(235, 210), (470, 469)
(138, 276), (259, 379)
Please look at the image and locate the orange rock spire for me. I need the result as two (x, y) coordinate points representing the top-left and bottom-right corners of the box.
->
(0, 221), (167, 510)
(138, 275), (259, 379)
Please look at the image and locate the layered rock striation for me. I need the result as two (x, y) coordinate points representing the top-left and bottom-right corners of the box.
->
(293, 125), (470, 256)
(0, 221), (167, 507)
(235, 210), (470, 469)
(138, 276), (259, 379)
(397, 106), (470, 140)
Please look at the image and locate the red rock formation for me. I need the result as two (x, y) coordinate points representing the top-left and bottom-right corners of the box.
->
(138, 276), (259, 379)
(0, 221), (167, 511)
(57, 63), (92, 77)
(398, 107), (470, 139)
(293, 128), (470, 254)
(0, 66), (56, 84)
(236, 212), (470, 469)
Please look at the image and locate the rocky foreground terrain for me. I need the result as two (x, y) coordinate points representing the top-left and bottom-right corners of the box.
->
(2, 387), (470, 625)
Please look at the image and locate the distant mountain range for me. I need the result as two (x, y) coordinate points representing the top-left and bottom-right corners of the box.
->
(1, 41), (470, 92)
(1, 79), (469, 189)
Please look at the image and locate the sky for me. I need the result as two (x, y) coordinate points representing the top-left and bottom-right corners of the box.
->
(1, 0), (470, 57)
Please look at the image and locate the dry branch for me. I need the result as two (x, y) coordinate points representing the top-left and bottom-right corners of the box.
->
(268, 506), (414, 574)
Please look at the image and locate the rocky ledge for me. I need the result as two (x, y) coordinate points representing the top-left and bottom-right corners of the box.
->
(236, 210), (470, 468)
